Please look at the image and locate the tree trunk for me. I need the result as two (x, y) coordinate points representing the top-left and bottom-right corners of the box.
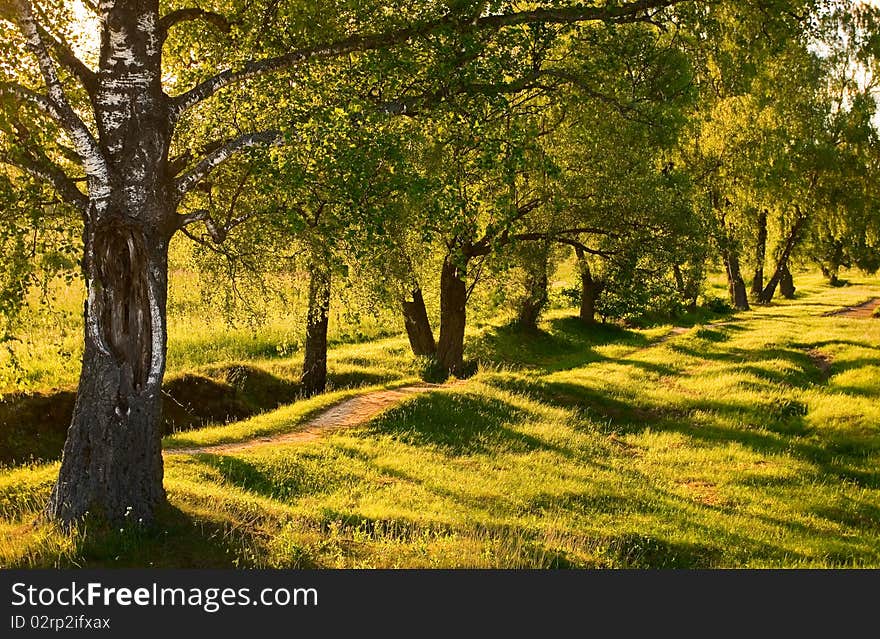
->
(401, 286), (436, 357)
(48, 218), (170, 525)
(437, 254), (468, 375)
(723, 250), (750, 311)
(751, 209), (768, 297)
(819, 259), (841, 286)
(576, 247), (601, 323)
(301, 259), (331, 396)
(673, 260), (702, 313)
(758, 208), (807, 304)
(713, 191), (749, 311)
(516, 249), (549, 330)
(47, 3), (174, 526)
(780, 265), (796, 299)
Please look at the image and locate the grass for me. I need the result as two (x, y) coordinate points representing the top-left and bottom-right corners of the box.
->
(1, 270), (879, 568)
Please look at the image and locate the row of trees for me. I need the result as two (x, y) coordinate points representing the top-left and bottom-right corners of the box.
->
(1, 0), (878, 525)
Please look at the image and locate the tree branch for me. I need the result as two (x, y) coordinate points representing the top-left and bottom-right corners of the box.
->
(176, 208), (250, 243)
(512, 233), (615, 258)
(0, 81), (66, 122)
(171, 0), (690, 114)
(158, 8), (232, 45)
(0, 148), (88, 212)
(174, 129), (281, 198)
(36, 24), (97, 94)
(1, 112), (88, 211)
(7, 0), (108, 193)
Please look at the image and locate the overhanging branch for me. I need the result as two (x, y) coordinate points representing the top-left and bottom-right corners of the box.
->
(171, 0), (691, 114)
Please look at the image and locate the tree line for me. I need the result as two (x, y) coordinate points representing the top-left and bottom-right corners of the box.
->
(0, 0), (878, 525)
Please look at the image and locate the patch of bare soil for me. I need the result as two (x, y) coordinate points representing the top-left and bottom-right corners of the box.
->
(806, 349), (833, 381)
(679, 480), (726, 507)
(824, 297), (880, 319)
(166, 384), (442, 456)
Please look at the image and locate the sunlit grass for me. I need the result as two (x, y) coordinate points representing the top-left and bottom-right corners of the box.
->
(1, 269), (879, 568)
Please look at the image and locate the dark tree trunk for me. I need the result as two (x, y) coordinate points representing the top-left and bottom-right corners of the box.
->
(723, 250), (750, 311)
(516, 251), (549, 330)
(301, 260), (331, 396)
(819, 260), (841, 286)
(401, 286), (436, 357)
(758, 209), (807, 304)
(751, 209), (768, 297)
(437, 254), (468, 375)
(672, 264), (697, 313)
(673, 259), (702, 313)
(576, 247), (601, 323)
(780, 265), (796, 299)
(713, 191), (749, 311)
(47, 1), (175, 525)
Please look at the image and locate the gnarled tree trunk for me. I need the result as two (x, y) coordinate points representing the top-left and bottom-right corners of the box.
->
(301, 259), (331, 396)
(780, 264), (796, 299)
(713, 191), (749, 311)
(436, 254), (468, 375)
(515, 247), (549, 330)
(49, 217), (170, 524)
(723, 250), (750, 311)
(672, 263), (699, 313)
(401, 286), (436, 357)
(820, 263), (840, 287)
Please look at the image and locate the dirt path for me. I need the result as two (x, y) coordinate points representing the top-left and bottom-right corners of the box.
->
(166, 323), (705, 457)
(166, 384), (441, 456)
(825, 297), (880, 319)
(655, 326), (691, 345)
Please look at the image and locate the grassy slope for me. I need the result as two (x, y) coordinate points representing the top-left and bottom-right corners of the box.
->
(2, 272), (879, 568)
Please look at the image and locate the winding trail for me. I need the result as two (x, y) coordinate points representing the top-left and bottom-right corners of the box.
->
(826, 297), (880, 319)
(165, 384), (441, 456)
(166, 325), (701, 457)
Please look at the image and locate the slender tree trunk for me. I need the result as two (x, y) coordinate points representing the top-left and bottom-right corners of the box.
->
(576, 247), (600, 323)
(751, 209), (768, 297)
(301, 259), (331, 396)
(437, 254), (468, 375)
(759, 209), (807, 304)
(712, 190), (748, 311)
(47, 1), (174, 525)
(401, 286), (436, 357)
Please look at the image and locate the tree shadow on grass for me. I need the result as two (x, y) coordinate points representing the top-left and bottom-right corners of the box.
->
(49, 503), (260, 568)
(469, 320), (650, 374)
(190, 452), (352, 501)
(670, 344), (832, 388)
(482, 369), (880, 489)
(364, 391), (571, 457)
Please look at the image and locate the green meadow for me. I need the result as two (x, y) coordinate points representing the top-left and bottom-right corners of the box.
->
(1, 271), (878, 568)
